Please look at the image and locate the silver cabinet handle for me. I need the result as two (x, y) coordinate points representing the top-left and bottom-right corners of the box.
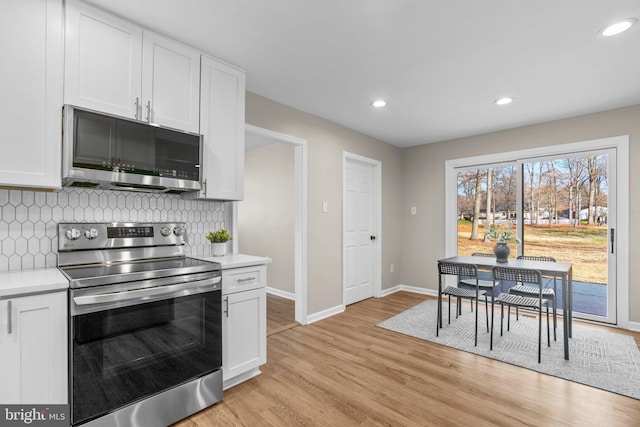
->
(134, 97), (140, 120)
(7, 300), (12, 335)
(202, 179), (207, 196)
(224, 296), (229, 317)
(145, 100), (152, 122)
(237, 276), (256, 283)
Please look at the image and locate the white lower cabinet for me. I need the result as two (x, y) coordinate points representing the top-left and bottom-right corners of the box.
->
(0, 291), (67, 404)
(222, 265), (267, 389)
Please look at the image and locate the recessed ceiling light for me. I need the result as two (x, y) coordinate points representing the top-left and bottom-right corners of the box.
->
(598, 18), (637, 37)
(494, 97), (514, 106)
(371, 99), (387, 108)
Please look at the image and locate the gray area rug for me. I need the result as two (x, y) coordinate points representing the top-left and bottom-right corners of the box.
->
(377, 300), (640, 399)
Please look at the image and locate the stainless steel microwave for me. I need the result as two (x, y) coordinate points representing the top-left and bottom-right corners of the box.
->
(62, 105), (202, 193)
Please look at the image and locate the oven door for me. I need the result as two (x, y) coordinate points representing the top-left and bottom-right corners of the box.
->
(70, 274), (221, 426)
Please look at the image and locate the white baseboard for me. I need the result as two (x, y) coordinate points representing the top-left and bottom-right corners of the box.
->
(306, 304), (345, 324)
(380, 284), (437, 298)
(223, 368), (261, 391)
(266, 287), (295, 300)
(628, 320), (640, 332)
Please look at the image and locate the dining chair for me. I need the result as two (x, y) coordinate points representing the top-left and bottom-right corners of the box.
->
(510, 255), (557, 341)
(491, 266), (551, 363)
(458, 252), (502, 332)
(437, 261), (486, 346)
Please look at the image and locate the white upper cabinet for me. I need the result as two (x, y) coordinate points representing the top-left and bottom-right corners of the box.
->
(142, 31), (201, 132)
(196, 56), (246, 200)
(64, 0), (142, 120)
(0, 0), (63, 189)
(64, 0), (200, 133)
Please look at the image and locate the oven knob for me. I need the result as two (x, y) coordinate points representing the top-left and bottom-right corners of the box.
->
(84, 228), (99, 240)
(173, 226), (184, 236)
(65, 228), (81, 241)
(160, 226), (172, 237)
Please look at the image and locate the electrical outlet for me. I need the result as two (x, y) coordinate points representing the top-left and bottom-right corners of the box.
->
(322, 201), (328, 213)
(390, 264), (395, 273)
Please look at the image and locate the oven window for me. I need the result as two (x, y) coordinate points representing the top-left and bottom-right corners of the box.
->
(71, 290), (221, 425)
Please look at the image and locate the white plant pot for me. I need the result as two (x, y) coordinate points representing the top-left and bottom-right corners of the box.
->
(210, 242), (227, 257)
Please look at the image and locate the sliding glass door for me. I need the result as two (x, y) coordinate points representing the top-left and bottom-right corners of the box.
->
(518, 149), (616, 323)
(455, 149), (617, 324)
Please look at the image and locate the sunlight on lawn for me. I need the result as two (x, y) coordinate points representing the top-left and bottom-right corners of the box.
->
(457, 221), (608, 284)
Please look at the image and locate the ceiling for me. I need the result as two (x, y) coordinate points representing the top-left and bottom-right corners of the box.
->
(84, 0), (640, 148)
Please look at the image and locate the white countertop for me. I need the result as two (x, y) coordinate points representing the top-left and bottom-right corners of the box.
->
(0, 268), (69, 298)
(197, 253), (272, 269)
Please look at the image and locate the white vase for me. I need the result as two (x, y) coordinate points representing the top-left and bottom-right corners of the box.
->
(211, 242), (227, 257)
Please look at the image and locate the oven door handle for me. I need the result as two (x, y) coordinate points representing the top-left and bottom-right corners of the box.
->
(73, 276), (221, 306)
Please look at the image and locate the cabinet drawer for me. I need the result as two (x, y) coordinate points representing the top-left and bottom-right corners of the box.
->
(222, 265), (266, 294)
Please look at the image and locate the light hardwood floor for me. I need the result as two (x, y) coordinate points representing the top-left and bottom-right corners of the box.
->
(267, 294), (297, 336)
(175, 292), (640, 426)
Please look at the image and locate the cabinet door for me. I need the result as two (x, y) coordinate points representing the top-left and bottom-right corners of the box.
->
(141, 31), (200, 133)
(64, 0), (142, 119)
(222, 288), (266, 381)
(0, 0), (63, 189)
(197, 56), (246, 200)
(0, 292), (67, 404)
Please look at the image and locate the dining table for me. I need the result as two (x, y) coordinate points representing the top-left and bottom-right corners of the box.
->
(438, 255), (574, 360)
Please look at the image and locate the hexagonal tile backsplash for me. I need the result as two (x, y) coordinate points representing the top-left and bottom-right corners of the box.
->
(0, 188), (225, 271)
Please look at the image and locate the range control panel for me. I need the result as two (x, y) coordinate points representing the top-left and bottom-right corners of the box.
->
(58, 222), (187, 252)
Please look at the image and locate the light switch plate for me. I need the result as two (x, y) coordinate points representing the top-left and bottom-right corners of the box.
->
(411, 207), (417, 215)
(322, 201), (328, 213)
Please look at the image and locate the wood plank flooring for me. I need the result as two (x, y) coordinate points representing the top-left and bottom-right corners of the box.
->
(266, 294), (297, 336)
(175, 292), (640, 427)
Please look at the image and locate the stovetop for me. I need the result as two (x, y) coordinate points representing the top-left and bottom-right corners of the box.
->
(57, 222), (220, 289)
(59, 256), (220, 288)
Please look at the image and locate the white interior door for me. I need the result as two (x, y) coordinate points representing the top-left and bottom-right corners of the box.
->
(343, 157), (376, 305)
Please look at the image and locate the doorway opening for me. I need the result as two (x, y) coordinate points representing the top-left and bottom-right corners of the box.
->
(232, 125), (308, 327)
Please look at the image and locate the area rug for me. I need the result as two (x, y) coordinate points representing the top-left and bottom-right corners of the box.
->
(377, 300), (640, 399)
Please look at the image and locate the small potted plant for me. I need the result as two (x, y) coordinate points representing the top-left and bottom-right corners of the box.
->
(485, 222), (520, 263)
(206, 229), (232, 257)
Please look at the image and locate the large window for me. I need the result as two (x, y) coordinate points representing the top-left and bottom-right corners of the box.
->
(447, 137), (627, 325)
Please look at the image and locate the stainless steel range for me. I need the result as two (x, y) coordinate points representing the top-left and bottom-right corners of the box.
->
(58, 222), (222, 427)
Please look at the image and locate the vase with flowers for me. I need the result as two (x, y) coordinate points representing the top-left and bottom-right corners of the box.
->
(206, 229), (232, 257)
(485, 222), (520, 263)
